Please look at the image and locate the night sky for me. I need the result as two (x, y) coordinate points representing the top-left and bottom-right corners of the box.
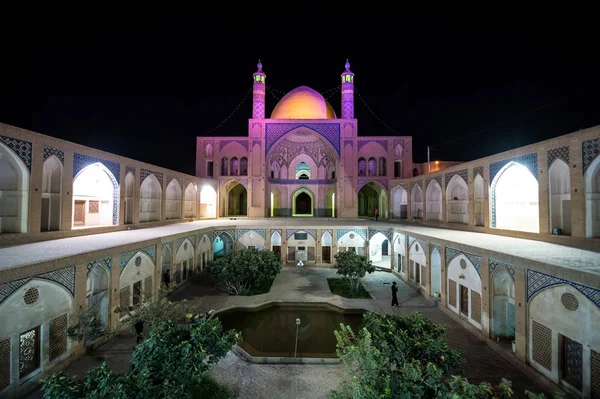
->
(1, 17), (598, 176)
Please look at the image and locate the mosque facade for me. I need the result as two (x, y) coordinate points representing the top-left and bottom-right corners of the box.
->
(0, 61), (598, 397)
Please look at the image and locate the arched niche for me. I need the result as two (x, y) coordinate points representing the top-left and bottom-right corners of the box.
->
(446, 175), (468, 224)
(430, 248), (442, 297)
(240, 157), (248, 176)
(165, 179), (182, 220)
(358, 181), (387, 219)
(321, 230), (332, 263)
(411, 184), (423, 219)
(491, 268), (515, 339)
(199, 184), (217, 218)
(175, 239), (195, 283)
(184, 182), (197, 218)
(86, 264), (110, 326)
(221, 157), (228, 176)
(584, 156), (600, 237)
(473, 174), (485, 226)
(205, 143), (213, 158)
(0, 141), (29, 233)
(161, 244), (172, 283)
(139, 174), (162, 222)
(41, 156), (62, 232)
(408, 240), (426, 286)
(73, 163), (117, 228)
(270, 230), (282, 260)
(270, 188), (282, 217)
(447, 254), (482, 328)
(378, 157), (386, 176)
(230, 157), (239, 176)
(213, 232), (234, 258)
(394, 143), (404, 157)
(391, 186), (407, 219)
(369, 232), (390, 268)
(549, 159), (571, 235)
(337, 231), (365, 256)
(219, 180), (247, 217)
(196, 234), (212, 271)
(238, 230), (265, 250)
(120, 251), (155, 310)
(367, 157), (377, 176)
(292, 187), (314, 217)
(286, 229), (316, 263)
(124, 172), (135, 225)
(492, 162), (539, 233)
(296, 161), (311, 179)
(289, 156), (317, 181)
(425, 180), (442, 221)
(358, 157), (366, 176)
(393, 235), (405, 273)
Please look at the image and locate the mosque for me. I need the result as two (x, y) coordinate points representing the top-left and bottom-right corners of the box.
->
(0, 60), (599, 398)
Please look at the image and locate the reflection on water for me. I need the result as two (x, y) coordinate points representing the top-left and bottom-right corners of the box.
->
(218, 304), (365, 358)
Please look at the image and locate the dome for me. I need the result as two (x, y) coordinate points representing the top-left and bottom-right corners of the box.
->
(271, 86), (336, 119)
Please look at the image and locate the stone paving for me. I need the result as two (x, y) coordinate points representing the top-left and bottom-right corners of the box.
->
(27, 267), (553, 399)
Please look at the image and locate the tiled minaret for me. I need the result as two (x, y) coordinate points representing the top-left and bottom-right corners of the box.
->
(252, 60), (266, 118)
(341, 59), (355, 119)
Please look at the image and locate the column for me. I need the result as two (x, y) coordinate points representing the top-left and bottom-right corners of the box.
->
(480, 256), (491, 337)
(537, 150), (550, 234)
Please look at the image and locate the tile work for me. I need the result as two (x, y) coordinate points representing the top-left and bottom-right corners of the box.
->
(408, 236), (427, 253)
(87, 257), (112, 274)
(473, 166), (484, 179)
(176, 235), (196, 252)
(321, 229), (333, 242)
(336, 228), (368, 242)
(526, 269), (600, 308)
(369, 229), (390, 240)
(0, 265), (76, 305)
(236, 228), (267, 241)
(43, 146), (65, 165)
(161, 242), (172, 261)
(197, 233), (211, 247)
(357, 139), (388, 153)
(269, 229), (282, 241)
(425, 176), (442, 191)
(219, 139), (249, 152)
(119, 246), (156, 272)
(265, 123), (340, 155)
(446, 247), (482, 276)
(286, 229), (317, 241)
(125, 165), (136, 176)
(166, 175), (183, 190)
(444, 169), (468, 187)
(489, 259), (515, 279)
(546, 146), (569, 168)
(213, 229), (235, 242)
(429, 242), (441, 255)
(582, 137), (600, 173)
(140, 168), (163, 186)
(358, 178), (388, 190)
(0, 134), (33, 171)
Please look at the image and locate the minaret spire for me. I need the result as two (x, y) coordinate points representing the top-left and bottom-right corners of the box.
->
(252, 60), (266, 118)
(341, 58), (354, 119)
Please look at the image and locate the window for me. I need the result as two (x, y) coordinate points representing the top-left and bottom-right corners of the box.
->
(19, 326), (40, 378)
(394, 161), (402, 178)
(89, 200), (99, 214)
(207, 161), (213, 177)
(331, 171), (335, 179)
(271, 171), (274, 178)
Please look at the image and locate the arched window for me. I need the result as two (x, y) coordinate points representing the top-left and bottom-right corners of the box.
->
(296, 162), (311, 179)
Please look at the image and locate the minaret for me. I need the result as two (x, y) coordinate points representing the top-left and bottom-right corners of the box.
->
(252, 60), (266, 118)
(340, 59), (355, 119)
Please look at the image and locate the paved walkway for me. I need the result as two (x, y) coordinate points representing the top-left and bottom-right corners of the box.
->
(27, 267), (553, 399)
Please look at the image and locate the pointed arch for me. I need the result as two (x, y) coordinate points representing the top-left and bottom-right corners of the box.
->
(447, 254), (482, 328)
(165, 179), (182, 220)
(200, 184), (217, 218)
(73, 162), (118, 228)
(240, 157), (248, 176)
(124, 172), (135, 224)
(430, 247), (442, 296)
(473, 174), (485, 226)
(549, 159), (571, 235)
(491, 267), (515, 339)
(0, 140), (29, 233)
(219, 179), (247, 217)
(184, 182), (197, 218)
(584, 155), (600, 237)
(426, 179), (442, 221)
(391, 186), (408, 219)
(140, 174), (162, 222)
(446, 174), (468, 224)
(213, 231), (234, 258)
(411, 184), (423, 219)
(120, 251), (155, 310)
(292, 187), (314, 216)
(394, 143), (404, 157)
(41, 155), (62, 231)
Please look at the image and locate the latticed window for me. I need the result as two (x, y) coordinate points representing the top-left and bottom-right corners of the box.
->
(0, 338), (10, 390)
(287, 246), (295, 262)
(19, 327), (40, 378)
(49, 314), (68, 361)
(89, 200), (99, 214)
(448, 279), (457, 307)
(132, 281), (141, 308)
(470, 291), (481, 324)
(420, 265), (426, 287)
(307, 247), (315, 261)
(120, 286), (130, 317)
(144, 276), (153, 300)
(531, 320), (552, 371)
(591, 349), (600, 398)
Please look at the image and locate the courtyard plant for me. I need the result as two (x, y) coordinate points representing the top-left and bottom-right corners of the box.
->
(330, 250), (375, 298)
(206, 248), (282, 295)
(41, 317), (240, 399)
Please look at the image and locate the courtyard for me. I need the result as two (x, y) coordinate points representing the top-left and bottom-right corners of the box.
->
(27, 266), (555, 399)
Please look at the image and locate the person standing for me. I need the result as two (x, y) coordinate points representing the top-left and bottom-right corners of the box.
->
(374, 208), (379, 221)
(391, 281), (399, 307)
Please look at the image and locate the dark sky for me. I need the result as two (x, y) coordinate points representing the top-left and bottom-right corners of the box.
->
(1, 15), (598, 175)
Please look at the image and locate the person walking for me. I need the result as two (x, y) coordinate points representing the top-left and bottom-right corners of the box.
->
(391, 281), (399, 307)
(374, 208), (379, 221)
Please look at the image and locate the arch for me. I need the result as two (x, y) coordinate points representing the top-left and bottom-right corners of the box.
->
(240, 157), (248, 176)
(584, 155), (600, 237)
(447, 254), (482, 328)
(411, 184), (423, 219)
(408, 240), (426, 286)
(296, 161), (311, 179)
(430, 248), (442, 297)
(120, 251), (155, 309)
(175, 238), (195, 282)
(270, 161), (281, 179)
(196, 233), (212, 271)
(238, 230), (266, 250)
(492, 161), (539, 233)
(165, 179), (182, 220)
(221, 157), (228, 176)
(184, 182), (197, 218)
(139, 174), (162, 222)
(41, 155), (62, 232)
(358, 157), (366, 176)
(292, 187), (314, 216)
(548, 159), (571, 235)
(393, 235), (405, 273)
(270, 188), (281, 217)
(286, 229), (317, 263)
(213, 231), (234, 258)
(337, 230), (366, 257)
(161, 244), (172, 283)
(321, 230), (332, 246)
(325, 187), (335, 217)
(367, 157), (377, 176)
(425, 179), (442, 221)
(73, 162), (117, 228)
(289, 155), (317, 181)
(86, 264), (110, 326)
(378, 157), (386, 176)
(491, 268), (515, 339)
(200, 184), (217, 218)
(205, 143), (213, 158)
(473, 174), (484, 226)
(0, 141), (29, 233)
(391, 186), (408, 219)
(230, 157), (239, 176)
(271, 230), (282, 246)
(124, 172), (135, 224)
(358, 181), (387, 219)
(445, 174), (468, 224)
(369, 232), (390, 268)
(394, 143), (404, 157)
(219, 180), (247, 217)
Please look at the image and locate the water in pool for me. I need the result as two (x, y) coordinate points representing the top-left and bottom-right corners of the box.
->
(217, 303), (365, 358)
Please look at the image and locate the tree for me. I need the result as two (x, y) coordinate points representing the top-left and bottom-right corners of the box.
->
(333, 251), (375, 296)
(206, 248), (282, 295)
(41, 318), (241, 399)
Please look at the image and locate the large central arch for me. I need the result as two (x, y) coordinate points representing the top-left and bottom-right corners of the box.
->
(292, 187), (314, 216)
(219, 180), (247, 217)
(358, 181), (387, 219)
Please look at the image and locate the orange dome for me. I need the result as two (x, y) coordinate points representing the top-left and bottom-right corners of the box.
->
(271, 86), (336, 119)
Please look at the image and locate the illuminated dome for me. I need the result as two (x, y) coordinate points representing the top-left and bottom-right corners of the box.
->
(271, 86), (336, 119)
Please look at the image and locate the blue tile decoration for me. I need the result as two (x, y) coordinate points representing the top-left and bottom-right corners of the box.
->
(444, 169), (468, 187)
(411, 181), (422, 193)
(393, 139), (404, 150)
(286, 229), (317, 241)
(582, 138), (600, 173)
(119, 246), (156, 273)
(140, 168), (163, 187)
(219, 139), (249, 152)
(396, 233), (406, 248)
(321, 229), (333, 242)
(526, 269), (600, 308)
(343, 139), (353, 148)
(176, 235), (196, 252)
(489, 153), (538, 228)
(251, 140), (261, 149)
(358, 178), (388, 190)
(270, 228), (282, 240)
(429, 242), (441, 255)
(425, 176), (442, 191)
(161, 242), (172, 260)
(213, 229), (235, 242)
(125, 165), (136, 176)
(166, 175), (183, 190)
(369, 229), (390, 240)
(408, 236), (427, 252)
(0, 135), (33, 171)
(236, 228), (267, 240)
(336, 228), (368, 242)
(547, 146), (569, 168)
(43, 146), (65, 165)
(196, 233), (211, 247)
(473, 166), (484, 179)
(445, 247), (481, 276)
(489, 259), (515, 279)
(73, 153), (120, 225)
(0, 265), (76, 305)
(266, 123), (340, 155)
(357, 139), (388, 153)
(87, 257), (112, 275)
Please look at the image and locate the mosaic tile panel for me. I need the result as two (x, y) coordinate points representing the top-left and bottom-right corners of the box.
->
(166, 175), (183, 190)
(411, 181), (422, 193)
(336, 228), (368, 242)
(197, 233), (211, 247)
(176, 235), (196, 252)
(368, 229), (390, 240)
(321, 229), (333, 242)
(489, 259), (515, 279)
(408, 236), (427, 252)
(546, 146), (569, 168)
(251, 140), (261, 147)
(444, 169), (468, 187)
(429, 242), (441, 255)
(125, 165), (136, 176)
(43, 146), (65, 165)
(161, 242), (172, 258)
(489, 152), (538, 227)
(445, 247), (481, 275)
(219, 139), (249, 152)
(358, 178), (388, 190)
(236, 228), (267, 240)
(0, 135), (32, 171)
(343, 139), (353, 148)
(213, 229), (235, 241)
(396, 234), (405, 248)
(119, 246), (156, 272)
(425, 176), (442, 191)
(237, 178), (248, 189)
(357, 139), (388, 153)
(393, 139), (404, 150)
(473, 166), (484, 179)
(265, 123), (340, 155)
(526, 269), (600, 308)
(582, 138), (600, 173)
(270, 228), (282, 240)
(140, 168), (163, 187)
(73, 153), (120, 225)
(286, 229), (317, 241)
(87, 257), (112, 274)
(0, 265), (76, 305)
